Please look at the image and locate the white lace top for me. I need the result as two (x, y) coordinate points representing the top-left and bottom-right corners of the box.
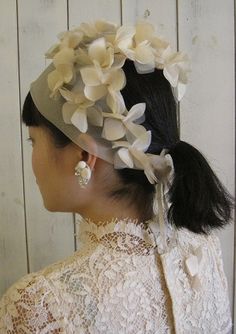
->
(0, 217), (232, 333)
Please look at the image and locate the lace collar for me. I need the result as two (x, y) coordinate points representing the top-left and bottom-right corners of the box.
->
(76, 216), (178, 255)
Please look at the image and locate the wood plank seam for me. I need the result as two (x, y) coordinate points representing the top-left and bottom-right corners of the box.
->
(16, 0), (30, 275)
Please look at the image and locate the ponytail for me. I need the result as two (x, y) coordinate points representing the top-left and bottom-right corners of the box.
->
(168, 141), (233, 235)
(110, 60), (233, 234)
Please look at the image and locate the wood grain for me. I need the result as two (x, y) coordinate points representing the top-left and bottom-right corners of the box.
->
(0, 0), (27, 296)
(178, 0), (235, 315)
(18, 0), (75, 273)
(0, 3), (234, 326)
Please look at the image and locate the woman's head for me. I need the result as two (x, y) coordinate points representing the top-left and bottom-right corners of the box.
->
(23, 59), (178, 220)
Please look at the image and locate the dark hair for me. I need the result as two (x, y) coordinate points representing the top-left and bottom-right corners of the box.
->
(22, 93), (71, 148)
(22, 60), (233, 235)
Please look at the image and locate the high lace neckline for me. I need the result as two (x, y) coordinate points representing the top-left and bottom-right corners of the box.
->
(76, 216), (178, 255)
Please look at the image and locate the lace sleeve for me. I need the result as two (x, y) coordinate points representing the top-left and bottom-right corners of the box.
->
(0, 273), (63, 333)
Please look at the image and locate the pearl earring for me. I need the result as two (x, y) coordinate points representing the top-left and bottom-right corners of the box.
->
(74, 161), (92, 188)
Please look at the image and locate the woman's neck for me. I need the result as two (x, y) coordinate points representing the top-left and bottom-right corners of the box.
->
(76, 197), (142, 226)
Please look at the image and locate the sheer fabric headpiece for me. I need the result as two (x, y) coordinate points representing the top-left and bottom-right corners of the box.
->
(30, 20), (190, 185)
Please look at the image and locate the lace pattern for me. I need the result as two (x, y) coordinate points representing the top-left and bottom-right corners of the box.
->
(0, 217), (232, 333)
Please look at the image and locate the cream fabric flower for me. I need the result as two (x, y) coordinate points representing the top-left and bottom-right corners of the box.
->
(153, 42), (190, 100)
(60, 88), (103, 133)
(112, 131), (158, 184)
(78, 20), (118, 41)
(88, 36), (126, 70)
(47, 47), (76, 97)
(88, 37), (114, 69)
(58, 30), (84, 49)
(45, 30), (84, 59)
(115, 24), (135, 52)
(80, 63), (126, 114)
(106, 90), (126, 115)
(101, 103), (146, 141)
(163, 52), (190, 101)
(116, 22), (156, 74)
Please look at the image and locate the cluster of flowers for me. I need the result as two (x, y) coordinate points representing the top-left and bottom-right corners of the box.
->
(45, 20), (189, 183)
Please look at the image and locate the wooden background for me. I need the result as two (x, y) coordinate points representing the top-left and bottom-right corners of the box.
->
(0, 0), (235, 330)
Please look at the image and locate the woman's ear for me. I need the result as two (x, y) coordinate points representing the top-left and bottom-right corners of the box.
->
(82, 150), (97, 171)
(77, 133), (99, 170)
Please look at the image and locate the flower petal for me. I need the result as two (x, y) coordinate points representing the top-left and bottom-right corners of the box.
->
(95, 20), (118, 34)
(132, 130), (152, 152)
(113, 54), (126, 68)
(71, 109), (88, 133)
(89, 37), (106, 59)
(47, 70), (63, 92)
(107, 69), (126, 91)
(62, 102), (77, 123)
(163, 65), (179, 87)
(117, 148), (134, 168)
(80, 67), (100, 86)
(84, 85), (107, 101)
(103, 45), (114, 68)
(102, 118), (126, 141)
(135, 21), (155, 44)
(75, 48), (92, 66)
(124, 103), (146, 123)
(79, 22), (98, 39)
(114, 151), (131, 169)
(61, 31), (83, 49)
(116, 25), (135, 51)
(151, 36), (169, 52)
(135, 42), (155, 64)
(106, 91), (126, 114)
(173, 82), (186, 101)
(102, 111), (124, 120)
(125, 122), (147, 140)
(121, 48), (136, 61)
(57, 64), (74, 83)
(130, 148), (157, 183)
(53, 47), (75, 66)
(129, 148), (148, 169)
(154, 43), (172, 68)
(59, 88), (75, 102)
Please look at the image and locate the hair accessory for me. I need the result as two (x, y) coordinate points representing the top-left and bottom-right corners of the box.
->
(74, 161), (92, 188)
(30, 19), (190, 185)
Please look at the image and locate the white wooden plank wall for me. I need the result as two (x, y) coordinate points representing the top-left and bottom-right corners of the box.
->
(0, 0), (235, 330)
(178, 0), (235, 325)
(0, 0), (27, 297)
(18, 0), (75, 274)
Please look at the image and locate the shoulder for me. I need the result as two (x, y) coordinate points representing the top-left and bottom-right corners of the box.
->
(0, 270), (63, 332)
(164, 226), (229, 288)
(177, 227), (228, 268)
(160, 227), (232, 333)
(0, 251), (86, 332)
(0, 247), (100, 332)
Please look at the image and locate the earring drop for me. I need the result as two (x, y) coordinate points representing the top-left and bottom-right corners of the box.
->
(74, 161), (92, 188)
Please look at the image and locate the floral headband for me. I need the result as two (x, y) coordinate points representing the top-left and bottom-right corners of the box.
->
(30, 20), (190, 184)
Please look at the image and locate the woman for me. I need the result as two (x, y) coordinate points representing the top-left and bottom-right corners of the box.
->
(0, 20), (233, 333)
